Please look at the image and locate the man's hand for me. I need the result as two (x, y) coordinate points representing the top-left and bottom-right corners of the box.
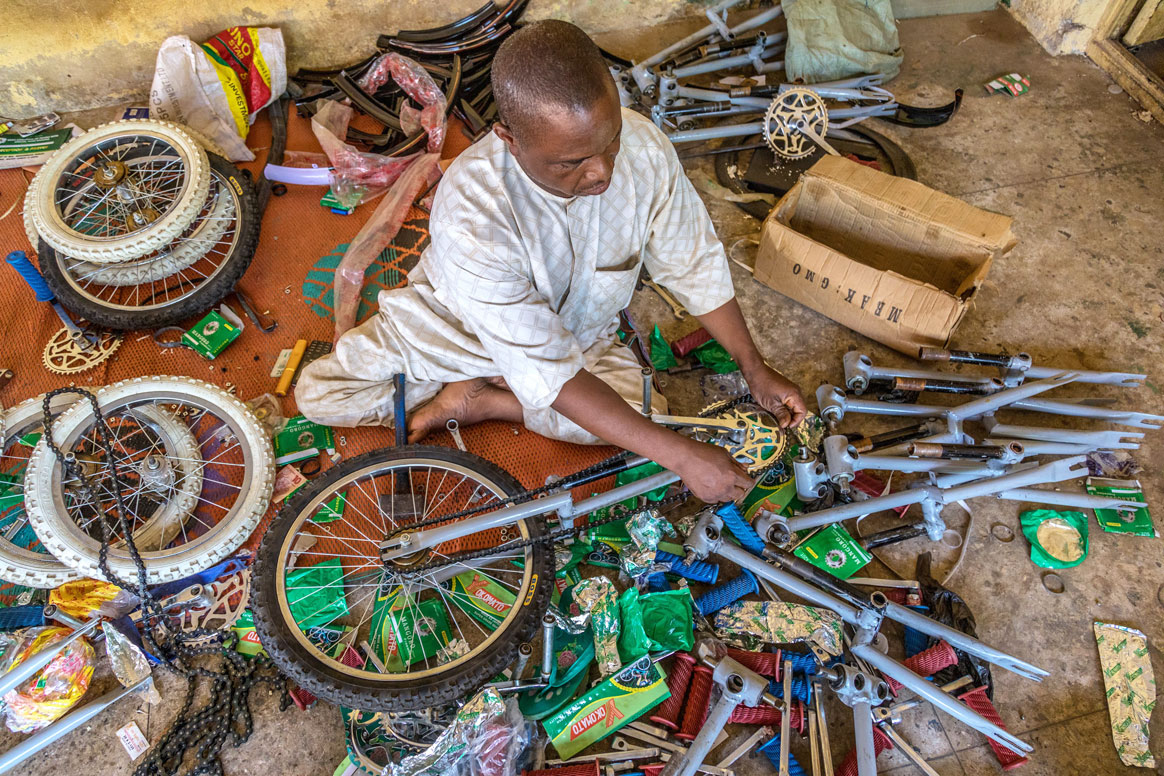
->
(743, 363), (807, 428)
(671, 439), (755, 504)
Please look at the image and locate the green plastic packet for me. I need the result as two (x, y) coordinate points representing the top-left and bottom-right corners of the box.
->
(650, 325), (678, 371)
(691, 340), (738, 374)
(286, 557), (350, 629)
(1020, 509), (1089, 569)
(640, 588), (694, 653)
(617, 588), (652, 662)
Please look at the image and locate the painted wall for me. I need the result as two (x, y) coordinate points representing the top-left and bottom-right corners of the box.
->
(0, 0), (708, 117)
(1007, 0), (1109, 55)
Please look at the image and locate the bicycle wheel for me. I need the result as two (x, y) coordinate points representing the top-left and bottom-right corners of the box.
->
(24, 376), (274, 584)
(37, 154), (260, 330)
(0, 394), (86, 587)
(252, 446), (553, 711)
(24, 120), (210, 264)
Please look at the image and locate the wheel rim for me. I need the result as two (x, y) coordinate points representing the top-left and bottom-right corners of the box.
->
(53, 167), (242, 311)
(0, 404), (66, 566)
(273, 457), (537, 683)
(51, 133), (194, 243)
(44, 390), (255, 560)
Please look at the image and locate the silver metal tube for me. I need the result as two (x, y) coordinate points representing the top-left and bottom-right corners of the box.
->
(669, 120), (765, 143)
(780, 660), (793, 776)
(946, 373), (1076, 421)
(753, 58), (786, 74)
(636, 0), (746, 69)
(1009, 398), (1163, 429)
(881, 602), (1047, 680)
(854, 455), (992, 475)
(1025, 365), (1145, 385)
(641, 367), (654, 416)
(0, 676), (153, 775)
(540, 615), (555, 681)
(0, 616), (102, 697)
(995, 487), (1147, 511)
(876, 724), (942, 776)
(673, 44), (774, 77)
(724, 4), (784, 35)
(814, 682), (834, 776)
(786, 488), (931, 533)
(659, 691), (737, 776)
(984, 424), (1143, 449)
(715, 541), (862, 622)
(381, 490), (573, 558)
(852, 701), (877, 776)
(386, 469), (678, 558)
(852, 645), (1032, 753)
(941, 456), (1088, 503)
(982, 438), (1093, 456)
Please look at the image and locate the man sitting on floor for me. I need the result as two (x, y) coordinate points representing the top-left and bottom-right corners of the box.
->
(297, 20), (806, 504)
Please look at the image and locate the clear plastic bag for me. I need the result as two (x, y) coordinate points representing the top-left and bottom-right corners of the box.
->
(2, 627), (95, 733)
(307, 52), (449, 338)
(386, 689), (533, 776)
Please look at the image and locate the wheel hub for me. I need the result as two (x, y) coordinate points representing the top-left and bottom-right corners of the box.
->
(92, 161), (128, 188)
(138, 453), (175, 493)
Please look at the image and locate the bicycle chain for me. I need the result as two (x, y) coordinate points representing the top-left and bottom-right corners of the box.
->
(40, 387), (288, 776)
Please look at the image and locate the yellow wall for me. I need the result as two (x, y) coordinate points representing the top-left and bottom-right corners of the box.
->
(1, 0), (703, 117)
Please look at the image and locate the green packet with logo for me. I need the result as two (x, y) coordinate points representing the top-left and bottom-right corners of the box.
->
(442, 570), (517, 630)
(182, 310), (241, 360)
(542, 655), (668, 759)
(274, 415), (336, 465)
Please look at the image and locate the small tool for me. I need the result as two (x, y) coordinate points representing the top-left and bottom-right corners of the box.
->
(642, 277), (687, 319)
(6, 251), (94, 351)
(446, 419), (467, 452)
(229, 289), (277, 333)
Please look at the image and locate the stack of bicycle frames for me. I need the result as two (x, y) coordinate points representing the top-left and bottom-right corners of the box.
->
(21, 120), (261, 330)
(293, 0), (530, 148)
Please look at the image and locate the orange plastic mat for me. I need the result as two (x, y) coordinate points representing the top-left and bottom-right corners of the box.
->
(0, 105), (616, 558)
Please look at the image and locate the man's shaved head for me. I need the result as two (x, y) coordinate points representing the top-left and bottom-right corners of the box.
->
(491, 20), (624, 198)
(492, 20), (617, 141)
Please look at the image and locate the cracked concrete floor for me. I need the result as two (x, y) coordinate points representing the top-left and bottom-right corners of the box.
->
(4, 8), (1163, 776)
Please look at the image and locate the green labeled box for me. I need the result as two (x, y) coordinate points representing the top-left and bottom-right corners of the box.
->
(182, 310), (241, 360)
(543, 655), (669, 759)
(793, 523), (871, 579)
(443, 570), (516, 630)
(275, 415), (336, 465)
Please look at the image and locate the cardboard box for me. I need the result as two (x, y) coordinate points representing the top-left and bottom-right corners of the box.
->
(754, 157), (1017, 355)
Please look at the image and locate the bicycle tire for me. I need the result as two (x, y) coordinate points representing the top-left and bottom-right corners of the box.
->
(36, 153), (260, 330)
(251, 445), (554, 711)
(24, 120), (211, 264)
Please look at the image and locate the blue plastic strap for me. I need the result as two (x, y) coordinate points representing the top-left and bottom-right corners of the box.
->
(715, 502), (766, 556)
(5, 251), (54, 302)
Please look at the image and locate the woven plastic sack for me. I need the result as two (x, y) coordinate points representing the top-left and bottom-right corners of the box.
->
(149, 27), (287, 162)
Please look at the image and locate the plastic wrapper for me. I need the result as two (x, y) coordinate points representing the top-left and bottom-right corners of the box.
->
(1094, 622), (1156, 768)
(48, 578), (138, 620)
(617, 588), (651, 662)
(794, 412), (826, 453)
(2, 627), (95, 733)
(691, 341), (738, 374)
(569, 577), (622, 676)
(1020, 509), (1088, 569)
(245, 393), (285, 436)
(619, 510), (676, 579)
(650, 325), (678, 371)
(311, 53), (448, 338)
(713, 601), (843, 656)
(386, 689), (533, 776)
(640, 588), (694, 653)
(103, 622), (160, 705)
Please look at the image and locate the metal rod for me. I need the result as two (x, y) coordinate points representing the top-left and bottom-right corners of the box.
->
(995, 487), (1146, 511)
(636, 0), (746, 69)
(852, 701), (877, 776)
(540, 614), (555, 681)
(852, 644), (1032, 753)
(780, 659), (793, 776)
(814, 680), (834, 776)
(1009, 398), (1164, 428)
(641, 367), (654, 416)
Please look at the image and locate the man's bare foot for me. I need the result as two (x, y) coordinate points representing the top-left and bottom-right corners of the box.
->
(406, 378), (523, 443)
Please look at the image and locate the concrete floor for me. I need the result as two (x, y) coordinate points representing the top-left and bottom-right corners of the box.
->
(6, 8), (1164, 776)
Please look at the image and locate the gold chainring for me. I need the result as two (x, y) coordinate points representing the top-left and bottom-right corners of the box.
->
(42, 325), (123, 375)
(702, 402), (790, 473)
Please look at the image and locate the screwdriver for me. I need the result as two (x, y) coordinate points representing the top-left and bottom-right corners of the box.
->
(6, 250), (93, 351)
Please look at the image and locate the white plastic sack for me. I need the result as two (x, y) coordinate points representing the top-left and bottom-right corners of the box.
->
(149, 27), (287, 162)
(783, 0), (903, 83)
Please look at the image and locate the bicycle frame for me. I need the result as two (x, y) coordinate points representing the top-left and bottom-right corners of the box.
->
(377, 455), (1054, 756)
